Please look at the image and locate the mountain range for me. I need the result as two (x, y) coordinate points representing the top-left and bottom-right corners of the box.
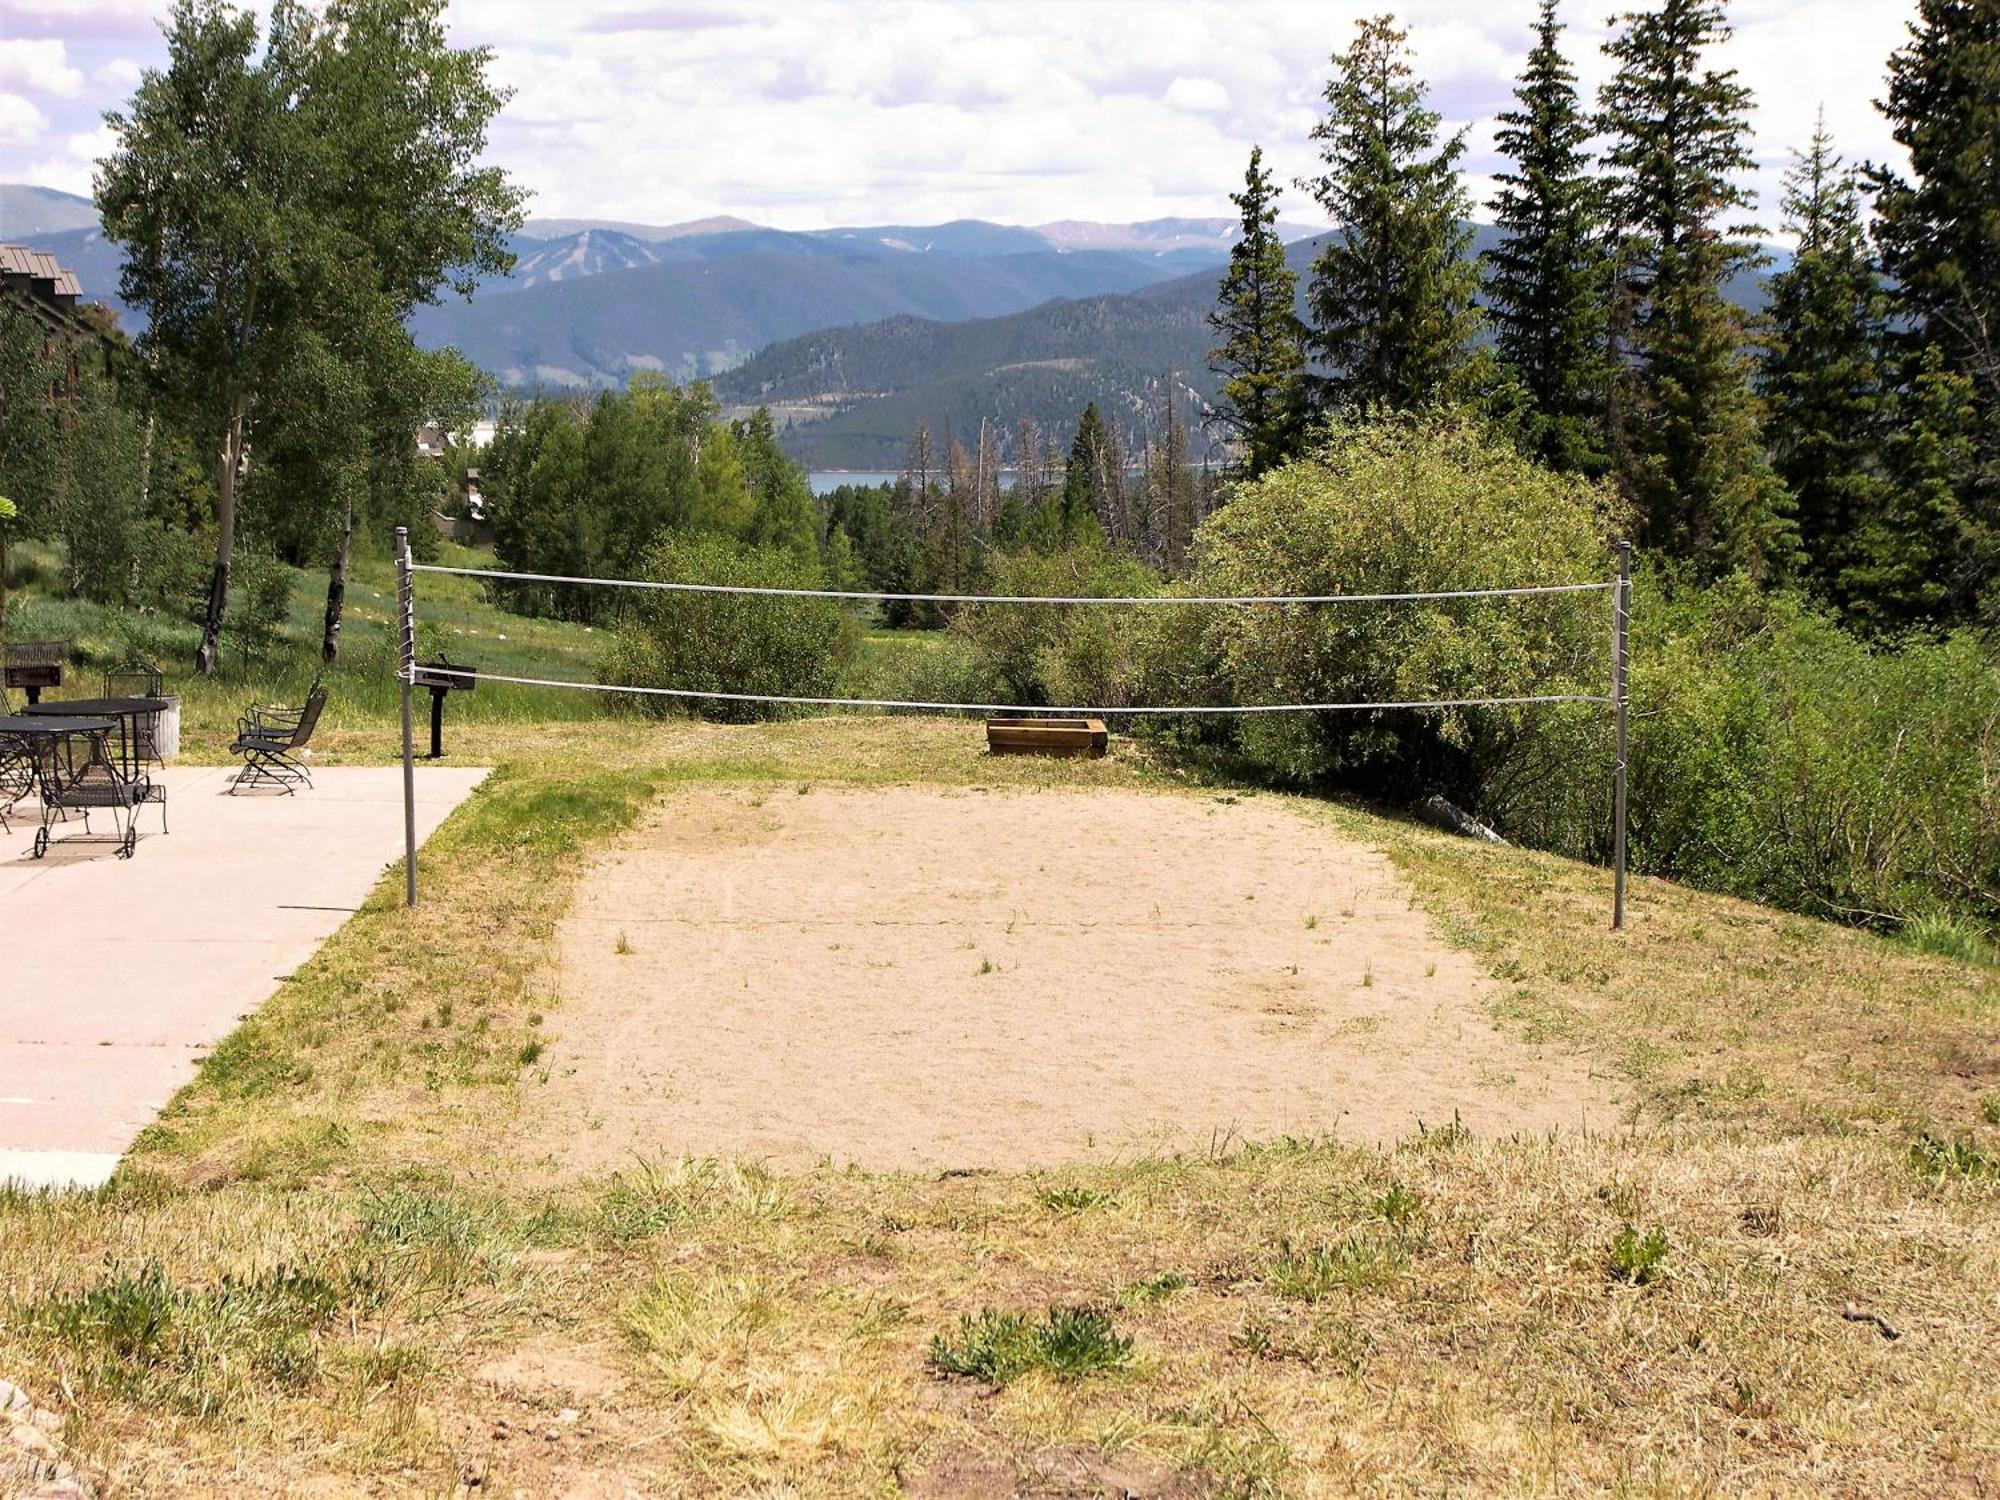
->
(3, 184), (1311, 390)
(5, 183), (1780, 471)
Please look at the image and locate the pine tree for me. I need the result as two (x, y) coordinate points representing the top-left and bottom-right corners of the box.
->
(1758, 118), (1890, 602)
(1302, 15), (1483, 414)
(1599, 0), (1791, 576)
(1841, 346), (1976, 631)
(1870, 0), (2000, 621)
(1486, 0), (1609, 474)
(1052, 403), (1110, 548)
(1208, 145), (1308, 476)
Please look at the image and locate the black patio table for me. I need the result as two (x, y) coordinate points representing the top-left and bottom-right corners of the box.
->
(0, 714), (117, 796)
(1, 714), (151, 858)
(20, 696), (169, 785)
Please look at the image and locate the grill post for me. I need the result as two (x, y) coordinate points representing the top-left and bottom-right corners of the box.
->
(1611, 539), (1631, 931)
(397, 527), (418, 908)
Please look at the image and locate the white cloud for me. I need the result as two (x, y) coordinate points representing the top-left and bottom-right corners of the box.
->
(1164, 76), (1230, 114)
(0, 38), (85, 96)
(0, 0), (1927, 234)
(93, 56), (143, 91)
(0, 91), (51, 145)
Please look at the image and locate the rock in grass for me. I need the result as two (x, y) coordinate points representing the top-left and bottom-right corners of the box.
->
(1417, 795), (1507, 844)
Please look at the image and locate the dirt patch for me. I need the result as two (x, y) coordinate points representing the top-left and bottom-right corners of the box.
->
(532, 786), (1613, 1173)
(472, 1339), (626, 1404)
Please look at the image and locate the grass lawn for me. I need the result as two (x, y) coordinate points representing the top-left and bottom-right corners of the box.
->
(5, 541), (964, 761)
(0, 712), (1995, 1495)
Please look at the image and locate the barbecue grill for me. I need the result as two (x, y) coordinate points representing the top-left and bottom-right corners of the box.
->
(2, 641), (67, 704)
(412, 656), (477, 758)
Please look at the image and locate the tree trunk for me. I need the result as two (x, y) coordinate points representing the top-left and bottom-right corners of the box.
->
(321, 491), (354, 662)
(195, 399), (248, 677)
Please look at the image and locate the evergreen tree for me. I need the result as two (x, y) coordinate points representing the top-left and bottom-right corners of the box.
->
(1870, 0), (2000, 621)
(1051, 403), (1110, 548)
(1758, 118), (1890, 602)
(736, 405), (819, 560)
(1599, 0), (1791, 576)
(1208, 146), (1308, 476)
(1486, 0), (1609, 473)
(1842, 346), (1977, 631)
(1302, 15), (1483, 414)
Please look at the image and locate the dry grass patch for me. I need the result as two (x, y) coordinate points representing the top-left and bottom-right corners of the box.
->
(0, 718), (1992, 1495)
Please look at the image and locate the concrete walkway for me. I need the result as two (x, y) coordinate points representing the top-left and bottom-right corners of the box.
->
(0, 765), (487, 1189)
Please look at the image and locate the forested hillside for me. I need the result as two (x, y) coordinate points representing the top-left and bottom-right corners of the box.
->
(406, 241), (1222, 389)
(716, 224), (1782, 467)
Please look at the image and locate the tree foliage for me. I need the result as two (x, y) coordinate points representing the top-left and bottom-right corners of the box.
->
(1869, 0), (2000, 623)
(1486, 0), (1610, 474)
(1208, 146), (1307, 477)
(1302, 15), (1483, 415)
(1599, 0), (1790, 577)
(1758, 120), (1891, 611)
(96, 0), (522, 673)
(483, 381), (803, 622)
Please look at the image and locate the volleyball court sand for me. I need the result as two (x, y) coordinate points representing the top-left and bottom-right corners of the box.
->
(533, 785), (1614, 1172)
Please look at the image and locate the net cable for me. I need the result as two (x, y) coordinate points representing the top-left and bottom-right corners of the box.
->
(411, 561), (1612, 608)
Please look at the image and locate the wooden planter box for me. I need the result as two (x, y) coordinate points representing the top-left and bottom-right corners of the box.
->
(985, 717), (1108, 758)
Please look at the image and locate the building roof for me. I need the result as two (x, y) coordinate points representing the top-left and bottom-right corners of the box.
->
(0, 241), (90, 327)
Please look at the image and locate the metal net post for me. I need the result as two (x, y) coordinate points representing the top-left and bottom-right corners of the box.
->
(396, 527), (418, 907)
(1611, 540), (1631, 930)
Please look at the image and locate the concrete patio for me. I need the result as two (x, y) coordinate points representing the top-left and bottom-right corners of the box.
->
(0, 764), (488, 1190)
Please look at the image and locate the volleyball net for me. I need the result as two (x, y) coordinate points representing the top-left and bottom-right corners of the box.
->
(390, 530), (1633, 924)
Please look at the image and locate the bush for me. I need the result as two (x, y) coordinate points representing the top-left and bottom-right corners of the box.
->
(1166, 412), (1999, 933)
(954, 544), (1160, 708)
(1180, 413), (1624, 799)
(1620, 579), (1999, 929)
(602, 532), (855, 722)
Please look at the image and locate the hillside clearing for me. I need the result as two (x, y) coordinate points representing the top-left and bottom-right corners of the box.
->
(0, 718), (1992, 1496)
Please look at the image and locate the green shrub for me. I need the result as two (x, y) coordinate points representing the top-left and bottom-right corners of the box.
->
(1608, 1224), (1670, 1285)
(1908, 1133), (1996, 1179)
(602, 532), (856, 722)
(1900, 913), (1996, 966)
(1619, 579), (1998, 929)
(838, 624), (1000, 707)
(954, 544), (1160, 708)
(927, 1304), (1131, 1384)
(1178, 413), (1623, 799)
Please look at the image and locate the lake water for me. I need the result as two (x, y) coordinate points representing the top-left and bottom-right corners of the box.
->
(808, 469), (1041, 496)
(807, 471), (899, 495)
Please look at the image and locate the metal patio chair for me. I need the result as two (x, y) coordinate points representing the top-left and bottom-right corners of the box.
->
(244, 670), (323, 737)
(229, 684), (327, 794)
(102, 658), (164, 698)
(102, 657), (168, 767)
(26, 726), (151, 859)
(0, 689), (28, 835)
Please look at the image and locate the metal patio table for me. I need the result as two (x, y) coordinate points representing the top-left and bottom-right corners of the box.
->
(0, 715), (148, 858)
(20, 695), (170, 786)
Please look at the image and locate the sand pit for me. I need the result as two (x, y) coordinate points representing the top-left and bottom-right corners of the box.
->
(534, 785), (1614, 1172)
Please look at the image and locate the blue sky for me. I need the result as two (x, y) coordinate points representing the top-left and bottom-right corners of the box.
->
(0, 0), (1916, 235)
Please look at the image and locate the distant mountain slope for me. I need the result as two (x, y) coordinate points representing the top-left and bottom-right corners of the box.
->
(408, 243), (1220, 388)
(0, 184), (97, 238)
(6, 201), (1236, 362)
(715, 239), (1330, 467)
(718, 225), (1785, 469)
(518, 214), (760, 241)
